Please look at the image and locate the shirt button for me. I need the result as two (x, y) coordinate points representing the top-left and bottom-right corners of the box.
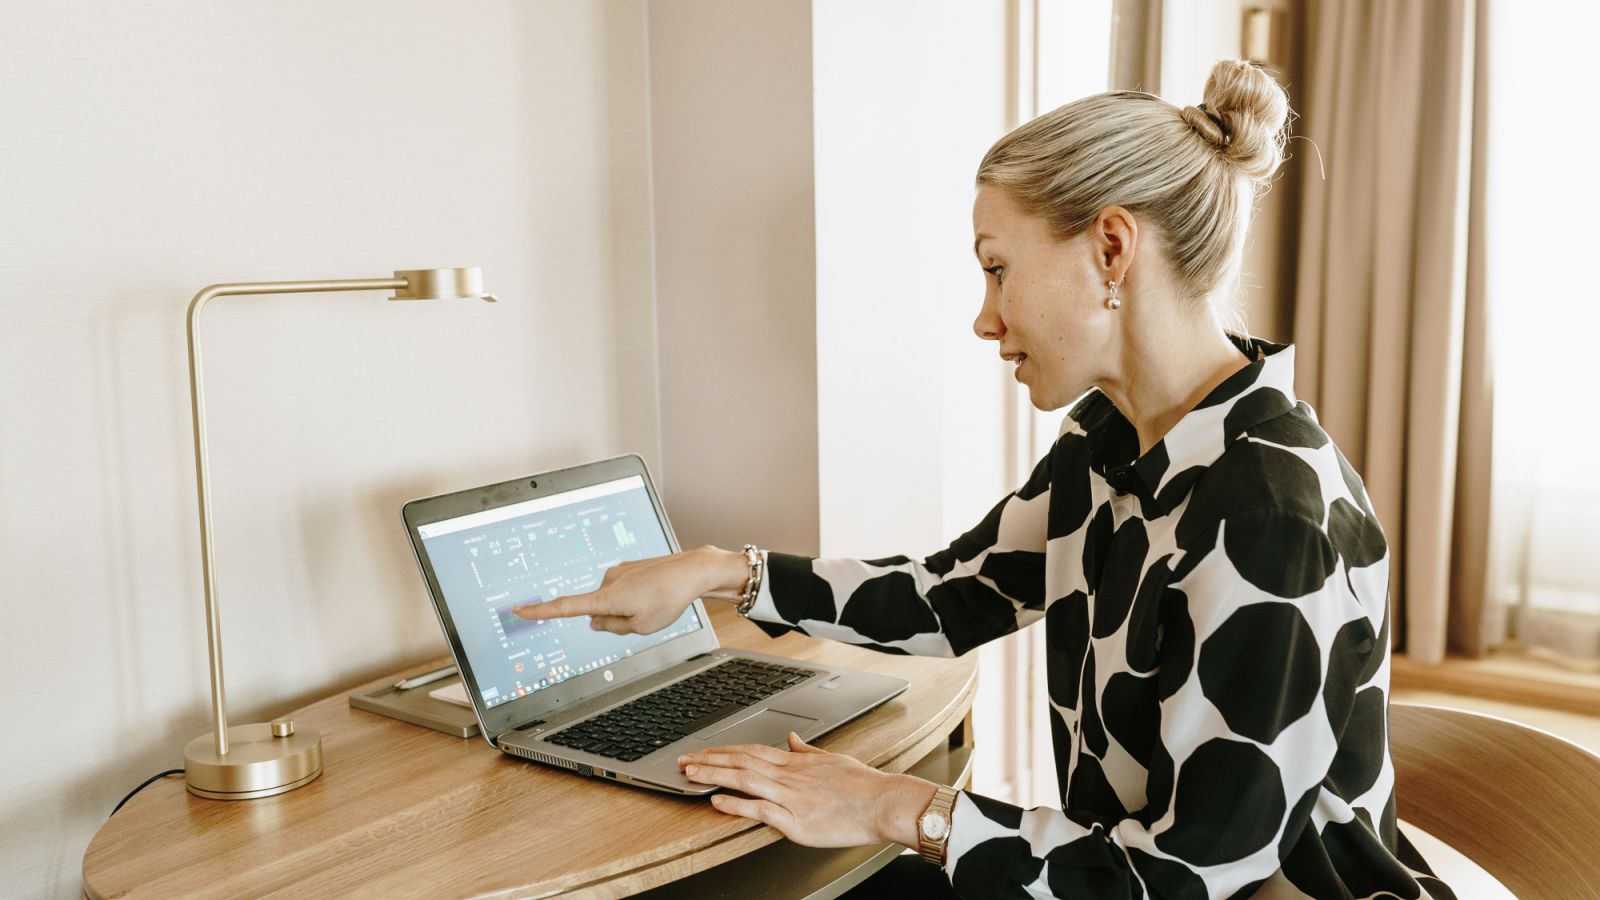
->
(1108, 466), (1134, 491)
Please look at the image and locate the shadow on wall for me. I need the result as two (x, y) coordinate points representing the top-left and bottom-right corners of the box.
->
(92, 300), (195, 754)
(512, 0), (660, 463)
(50, 294), (210, 896)
(295, 463), (584, 675)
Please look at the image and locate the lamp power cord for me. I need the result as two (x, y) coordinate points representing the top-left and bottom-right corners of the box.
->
(111, 769), (184, 817)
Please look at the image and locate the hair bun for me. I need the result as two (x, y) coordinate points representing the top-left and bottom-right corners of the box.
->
(1197, 59), (1290, 180)
(1180, 104), (1229, 147)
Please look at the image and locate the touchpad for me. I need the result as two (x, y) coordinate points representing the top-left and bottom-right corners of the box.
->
(696, 709), (819, 746)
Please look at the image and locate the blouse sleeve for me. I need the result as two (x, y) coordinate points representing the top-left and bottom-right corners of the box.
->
(741, 450), (1055, 657)
(939, 508), (1385, 899)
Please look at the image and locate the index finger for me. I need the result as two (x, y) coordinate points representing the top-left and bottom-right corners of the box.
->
(512, 592), (609, 620)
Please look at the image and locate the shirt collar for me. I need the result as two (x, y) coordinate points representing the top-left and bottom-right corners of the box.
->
(1068, 334), (1299, 518)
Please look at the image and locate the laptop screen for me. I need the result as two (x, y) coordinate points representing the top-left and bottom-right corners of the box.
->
(415, 474), (703, 710)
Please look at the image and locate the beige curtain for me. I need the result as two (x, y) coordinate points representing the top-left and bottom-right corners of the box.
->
(1291, 0), (1492, 663)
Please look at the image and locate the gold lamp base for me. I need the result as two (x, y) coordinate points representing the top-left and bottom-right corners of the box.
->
(183, 721), (323, 800)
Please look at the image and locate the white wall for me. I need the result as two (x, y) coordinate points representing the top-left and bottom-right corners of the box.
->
(812, 1), (1015, 561)
(646, 0), (821, 556)
(0, 2), (656, 896)
(645, 0), (1019, 565)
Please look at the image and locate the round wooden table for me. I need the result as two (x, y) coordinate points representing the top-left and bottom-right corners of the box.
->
(83, 604), (977, 898)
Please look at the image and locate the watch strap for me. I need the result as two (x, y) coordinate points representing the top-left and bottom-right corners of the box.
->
(917, 785), (959, 866)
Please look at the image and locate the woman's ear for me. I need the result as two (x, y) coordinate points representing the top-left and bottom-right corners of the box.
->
(1092, 206), (1139, 281)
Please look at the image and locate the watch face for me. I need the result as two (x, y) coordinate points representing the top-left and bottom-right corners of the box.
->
(920, 811), (950, 842)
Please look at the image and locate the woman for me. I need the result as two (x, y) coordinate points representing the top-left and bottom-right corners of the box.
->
(518, 60), (1454, 899)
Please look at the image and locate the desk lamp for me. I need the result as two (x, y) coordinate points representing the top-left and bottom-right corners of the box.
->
(182, 267), (496, 800)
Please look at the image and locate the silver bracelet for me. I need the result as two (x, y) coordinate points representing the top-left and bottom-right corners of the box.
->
(735, 544), (764, 617)
(703, 545), (764, 615)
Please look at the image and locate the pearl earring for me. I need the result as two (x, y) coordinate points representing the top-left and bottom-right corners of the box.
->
(1106, 280), (1122, 310)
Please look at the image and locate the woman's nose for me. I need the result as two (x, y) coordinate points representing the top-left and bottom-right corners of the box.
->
(973, 296), (1004, 341)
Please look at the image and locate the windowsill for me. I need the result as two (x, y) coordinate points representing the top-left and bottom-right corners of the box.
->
(1391, 650), (1600, 718)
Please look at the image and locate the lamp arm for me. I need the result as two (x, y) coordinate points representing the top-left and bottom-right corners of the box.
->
(186, 277), (405, 757)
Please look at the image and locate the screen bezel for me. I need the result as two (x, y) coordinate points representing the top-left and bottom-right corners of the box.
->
(401, 453), (718, 745)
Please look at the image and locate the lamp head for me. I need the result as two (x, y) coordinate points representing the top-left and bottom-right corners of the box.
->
(392, 267), (497, 302)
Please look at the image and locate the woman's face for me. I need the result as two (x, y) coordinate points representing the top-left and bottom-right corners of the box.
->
(971, 184), (1116, 411)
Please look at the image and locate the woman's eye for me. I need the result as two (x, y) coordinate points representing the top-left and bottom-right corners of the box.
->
(983, 265), (1004, 283)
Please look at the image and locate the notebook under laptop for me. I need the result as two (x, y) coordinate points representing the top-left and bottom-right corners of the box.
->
(401, 453), (908, 795)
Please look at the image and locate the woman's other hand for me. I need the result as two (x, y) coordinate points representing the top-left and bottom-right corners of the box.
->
(679, 733), (939, 848)
(511, 545), (747, 635)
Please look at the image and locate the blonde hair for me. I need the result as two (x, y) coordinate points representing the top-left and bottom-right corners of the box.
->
(977, 59), (1291, 322)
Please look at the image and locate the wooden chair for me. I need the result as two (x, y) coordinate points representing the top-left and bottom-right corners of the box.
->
(1389, 701), (1600, 897)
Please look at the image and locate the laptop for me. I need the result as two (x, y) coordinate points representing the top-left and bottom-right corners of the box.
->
(401, 453), (908, 795)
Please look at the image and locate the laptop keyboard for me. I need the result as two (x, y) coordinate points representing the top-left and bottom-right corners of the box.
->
(541, 658), (819, 762)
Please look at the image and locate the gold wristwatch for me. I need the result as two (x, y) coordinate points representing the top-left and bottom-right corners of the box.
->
(917, 785), (959, 866)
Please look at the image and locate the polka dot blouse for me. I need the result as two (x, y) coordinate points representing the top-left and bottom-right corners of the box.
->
(746, 336), (1456, 899)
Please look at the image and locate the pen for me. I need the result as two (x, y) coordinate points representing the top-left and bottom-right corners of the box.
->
(394, 665), (458, 691)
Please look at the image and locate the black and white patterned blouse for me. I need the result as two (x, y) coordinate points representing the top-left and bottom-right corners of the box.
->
(747, 336), (1455, 899)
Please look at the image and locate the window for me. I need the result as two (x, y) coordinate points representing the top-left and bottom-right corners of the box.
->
(1482, 0), (1600, 669)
